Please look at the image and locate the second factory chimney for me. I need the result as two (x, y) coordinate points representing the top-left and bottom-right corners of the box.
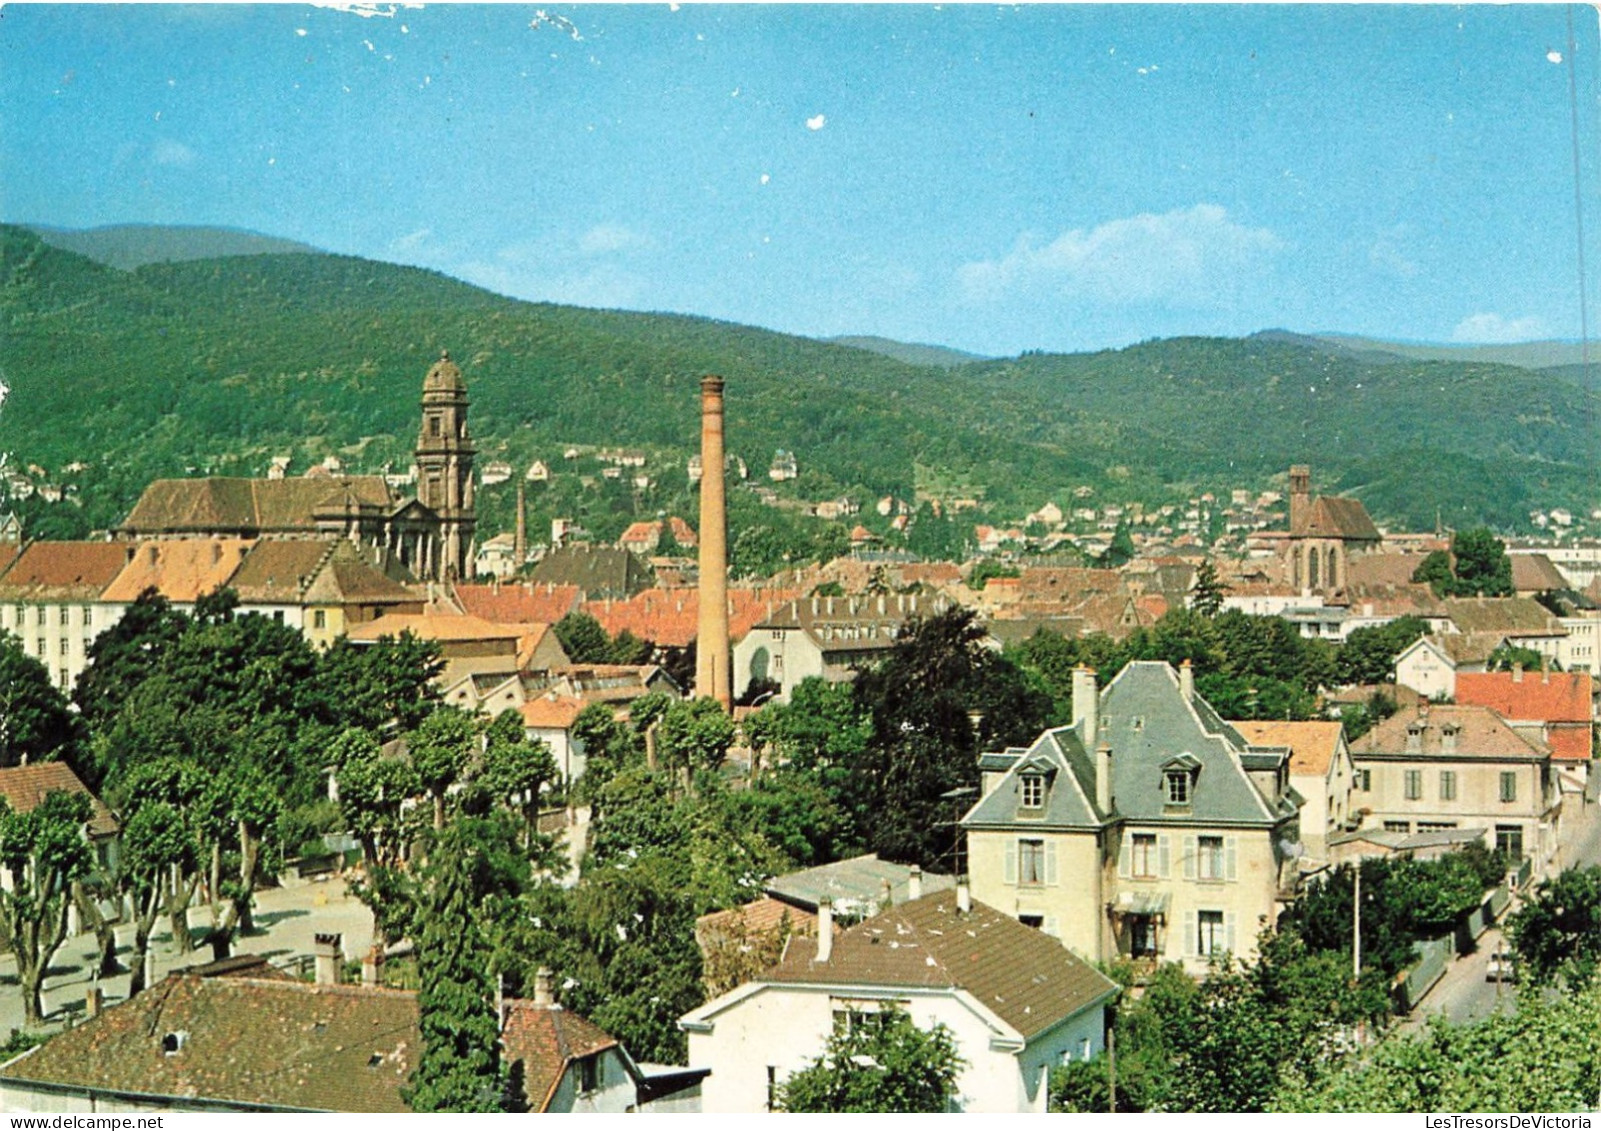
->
(695, 375), (732, 709)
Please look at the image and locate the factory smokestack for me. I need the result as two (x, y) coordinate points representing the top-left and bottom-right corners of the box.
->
(514, 479), (527, 573)
(696, 375), (732, 709)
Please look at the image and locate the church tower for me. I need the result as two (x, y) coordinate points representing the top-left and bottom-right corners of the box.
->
(415, 350), (477, 580)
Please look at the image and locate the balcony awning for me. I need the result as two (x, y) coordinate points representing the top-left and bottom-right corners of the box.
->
(1113, 891), (1171, 917)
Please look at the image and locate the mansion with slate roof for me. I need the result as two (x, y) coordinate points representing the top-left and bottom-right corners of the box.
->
(117, 352), (476, 582)
(963, 661), (1304, 974)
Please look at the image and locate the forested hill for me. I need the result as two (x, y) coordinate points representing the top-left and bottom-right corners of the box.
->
(0, 222), (1594, 538)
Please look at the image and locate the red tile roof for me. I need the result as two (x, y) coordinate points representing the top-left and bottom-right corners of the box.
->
(501, 1001), (619, 1113)
(0, 541), (135, 600)
(1233, 720), (1346, 778)
(344, 612), (523, 644)
(102, 539), (257, 603)
(1350, 704), (1550, 760)
(454, 582), (583, 625)
(0, 762), (118, 838)
(1456, 670), (1593, 761)
(520, 694), (586, 729)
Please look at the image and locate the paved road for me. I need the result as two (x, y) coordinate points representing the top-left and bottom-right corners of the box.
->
(0, 876), (376, 1039)
(1399, 778), (1598, 1032)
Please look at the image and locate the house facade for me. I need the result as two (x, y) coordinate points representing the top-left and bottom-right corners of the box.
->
(1347, 703), (1562, 867)
(1232, 720), (1355, 863)
(962, 661), (1303, 974)
(680, 889), (1119, 1113)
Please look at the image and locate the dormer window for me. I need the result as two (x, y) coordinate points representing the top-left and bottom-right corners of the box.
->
(1162, 753), (1200, 808)
(1165, 771), (1190, 806)
(1021, 774), (1045, 809)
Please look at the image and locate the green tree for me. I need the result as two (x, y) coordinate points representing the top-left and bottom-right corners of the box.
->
(0, 632), (81, 770)
(1191, 560), (1229, 617)
(1099, 520), (1135, 568)
(1411, 550), (1456, 597)
(407, 707), (479, 830)
(1506, 865), (1601, 990)
(404, 814), (516, 1113)
(1450, 528), (1513, 597)
(72, 588), (189, 740)
(966, 559), (1020, 591)
(657, 696), (737, 784)
(119, 800), (196, 996)
(0, 790), (94, 1027)
(778, 1008), (964, 1113)
(481, 709), (559, 851)
(334, 728), (423, 949)
(1336, 616), (1429, 686)
(553, 611), (613, 664)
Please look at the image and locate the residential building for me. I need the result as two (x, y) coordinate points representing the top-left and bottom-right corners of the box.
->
(1441, 597), (1569, 668)
(732, 594), (947, 702)
(680, 887), (1120, 1113)
(1347, 703), (1562, 867)
(1393, 632), (1504, 700)
(0, 762), (120, 882)
(1232, 720), (1354, 863)
(962, 662), (1303, 974)
(1455, 667), (1593, 768)
(0, 541), (136, 691)
(0, 963), (662, 1113)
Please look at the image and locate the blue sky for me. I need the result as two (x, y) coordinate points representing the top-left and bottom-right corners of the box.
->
(2, 3), (1597, 356)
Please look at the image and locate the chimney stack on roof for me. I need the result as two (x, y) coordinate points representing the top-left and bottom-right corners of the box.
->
(313, 933), (343, 986)
(1513, 663), (1524, 683)
(1096, 742), (1114, 817)
(361, 944), (385, 987)
(956, 877), (972, 914)
(908, 865), (923, 902)
(534, 966), (555, 1007)
(1179, 658), (1195, 701)
(816, 897), (834, 963)
(1072, 666), (1099, 745)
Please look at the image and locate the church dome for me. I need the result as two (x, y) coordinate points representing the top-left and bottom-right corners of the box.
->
(423, 349), (466, 394)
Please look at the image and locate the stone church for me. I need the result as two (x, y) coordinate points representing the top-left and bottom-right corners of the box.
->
(1279, 464), (1381, 595)
(118, 352), (477, 582)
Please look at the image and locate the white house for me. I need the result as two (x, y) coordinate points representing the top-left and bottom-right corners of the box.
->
(680, 885), (1119, 1113)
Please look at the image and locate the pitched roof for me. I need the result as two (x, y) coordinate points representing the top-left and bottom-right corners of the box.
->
(0, 974), (418, 1112)
(120, 477), (396, 535)
(1442, 597), (1565, 637)
(762, 893), (1119, 1041)
(1346, 553), (1433, 589)
(695, 896), (817, 946)
(1350, 704), (1550, 760)
(530, 546), (653, 598)
(0, 541), (135, 600)
(308, 542), (421, 605)
(1455, 670), (1593, 761)
(1232, 720), (1346, 778)
(1291, 495), (1381, 541)
(0, 761), (118, 838)
(226, 540), (335, 604)
(454, 582), (584, 625)
(964, 661), (1290, 833)
(100, 540), (257, 604)
(0, 542), (21, 578)
(344, 612), (522, 644)
(0, 971), (623, 1114)
(519, 693), (586, 730)
(1510, 554), (1570, 592)
(764, 854), (956, 917)
(501, 1001), (620, 1113)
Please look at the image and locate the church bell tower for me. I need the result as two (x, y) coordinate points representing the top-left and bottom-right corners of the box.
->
(415, 350), (477, 580)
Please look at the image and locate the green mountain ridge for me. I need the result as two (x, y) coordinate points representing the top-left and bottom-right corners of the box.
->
(0, 223), (1595, 543)
(21, 223), (324, 271)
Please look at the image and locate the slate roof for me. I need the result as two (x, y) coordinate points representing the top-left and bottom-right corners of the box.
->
(0, 762), (118, 838)
(0, 541), (134, 600)
(1232, 720), (1346, 778)
(313, 543), (421, 605)
(1350, 704), (1550, 760)
(529, 546), (653, 599)
(964, 661), (1292, 833)
(765, 854), (956, 917)
(120, 477), (397, 535)
(761, 893), (1119, 1042)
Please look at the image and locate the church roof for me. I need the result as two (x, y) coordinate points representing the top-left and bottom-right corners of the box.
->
(422, 350), (466, 395)
(120, 477), (396, 535)
(1294, 495), (1381, 541)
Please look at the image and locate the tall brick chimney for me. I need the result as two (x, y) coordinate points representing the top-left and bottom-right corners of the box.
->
(695, 375), (732, 709)
(514, 478), (527, 571)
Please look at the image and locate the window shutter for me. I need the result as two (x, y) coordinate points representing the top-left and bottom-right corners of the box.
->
(1183, 835), (1197, 880)
(1044, 916), (1060, 939)
(1158, 834), (1171, 879)
(1225, 837), (1238, 881)
(1184, 916), (1196, 957)
(1004, 842), (1017, 885)
(1225, 912), (1237, 955)
(1045, 841), (1059, 886)
(1118, 831), (1132, 879)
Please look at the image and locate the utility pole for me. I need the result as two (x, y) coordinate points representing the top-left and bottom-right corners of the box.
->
(1352, 863), (1361, 979)
(1107, 1026), (1117, 1114)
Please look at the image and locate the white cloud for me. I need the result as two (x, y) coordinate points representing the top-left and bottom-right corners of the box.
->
(1451, 312), (1549, 343)
(389, 228), (432, 254)
(957, 203), (1282, 306)
(151, 139), (197, 167)
(1547, 50), (1563, 64)
(577, 223), (649, 255)
(308, 2), (422, 18)
(806, 114), (826, 131)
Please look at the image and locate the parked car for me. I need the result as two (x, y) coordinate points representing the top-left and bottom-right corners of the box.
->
(1485, 951), (1518, 983)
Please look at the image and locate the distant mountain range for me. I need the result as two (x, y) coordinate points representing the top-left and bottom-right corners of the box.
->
(824, 335), (989, 369)
(0, 222), (1595, 540)
(22, 223), (323, 271)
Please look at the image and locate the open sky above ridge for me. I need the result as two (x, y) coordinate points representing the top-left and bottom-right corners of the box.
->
(2, 3), (1597, 356)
